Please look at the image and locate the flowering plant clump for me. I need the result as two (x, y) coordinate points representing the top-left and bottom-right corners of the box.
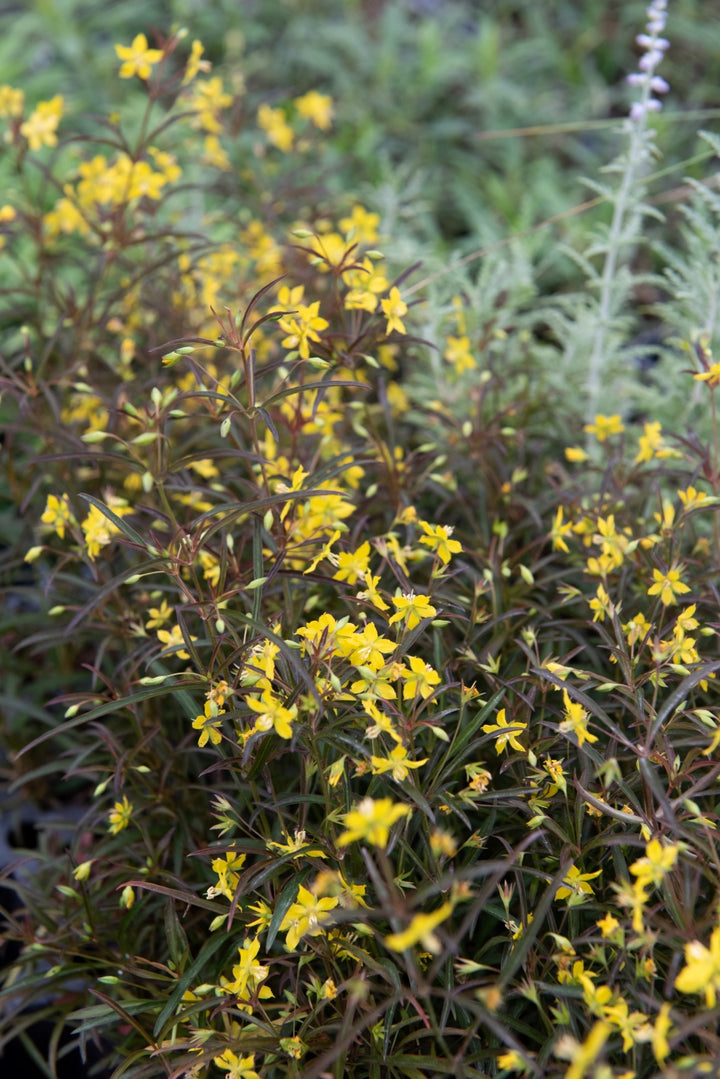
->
(2, 7), (720, 1079)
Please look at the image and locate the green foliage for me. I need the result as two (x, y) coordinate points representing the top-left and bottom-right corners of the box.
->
(2, 6), (720, 1079)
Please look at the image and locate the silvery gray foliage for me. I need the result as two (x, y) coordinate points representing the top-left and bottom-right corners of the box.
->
(645, 129), (720, 435)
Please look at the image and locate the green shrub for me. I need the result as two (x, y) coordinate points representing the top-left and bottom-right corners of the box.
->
(2, 7), (720, 1079)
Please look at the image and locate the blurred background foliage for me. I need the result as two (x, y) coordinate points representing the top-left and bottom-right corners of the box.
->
(5, 0), (720, 263)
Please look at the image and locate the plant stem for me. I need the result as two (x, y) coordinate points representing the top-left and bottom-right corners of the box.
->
(586, 125), (645, 431)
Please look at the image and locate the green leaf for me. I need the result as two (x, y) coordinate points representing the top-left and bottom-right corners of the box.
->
(152, 930), (234, 1040)
(266, 871), (310, 951)
(497, 858), (570, 991)
(436, 688), (505, 783)
(17, 681), (193, 756)
(78, 492), (150, 550)
(645, 659), (720, 747)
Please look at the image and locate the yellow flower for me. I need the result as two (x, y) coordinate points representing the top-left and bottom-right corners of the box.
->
(401, 655), (441, 700)
(207, 680), (230, 707)
(275, 463), (310, 524)
(430, 829), (457, 858)
(337, 796), (411, 848)
(296, 612), (358, 660)
(203, 134), (230, 169)
(629, 838), (678, 890)
(20, 95), (63, 150)
(81, 502), (125, 560)
(558, 689), (597, 748)
(482, 708), (526, 754)
(466, 764), (492, 793)
(381, 287), (408, 335)
(311, 869), (366, 910)
(614, 878), (649, 934)
(294, 90), (334, 130)
(356, 571), (390, 611)
(207, 851), (246, 901)
(246, 899), (273, 932)
(310, 231), (352, 270)
(623, 611), (652, 648)
(588, 583), (614, 623)
(602, 998), (649, 1052)
(218, 937), (271, 1003)
(595, 514), (630, 568)
(257, 103), (294, 151)
(327, 756), (346, 787)
(279, 300), (329, 359)
(370, 741), (427, 782)
(182, 39), (212, 85)
(197, 549), (221, 588)
(344, 278), (381, 312)
(550, 506), (573, 553)
(675, 604), (699, 635)
(242, 637), (279, 689)
(40, 493), (73, 539)
(648, 564), (691, 606)
(115, 34), (163, 80)
(444, 334), (476, 373)
(156, 624), (196, 661)
(543, 756), (567, 795)
(388, 591), (437, 630)
(333, 540), (372, 584)
(418, 520), (463, 564)
(385, 900), (453, 953)
(563, 1021), (611, 1079)
(675, 924), (720, 1007)
(382, 531), (411, 574)
(362, 699), (401, 740)
(108, 795), (133, 835)
(586, 552), (617, 578)
(246, 689), (297, 739)
(339, 204), (380, 244)
(272, 283), (305, 311)
(652, 1002), (672, 1066)
(213, 1049), (260, 1079)
(145, 599), (172, 630)
(678, 485), (708, 512)
(583, 413), (624, 442)
(0, 84), (24, 118)
(188, 77), (232, 134)
(496, 1049), (531, 1073)
(267, 829), (325, 859)
(634, 420), (665, 463)
(347, 621), (396, 671)
(192, 699), (225, 747)
(280, 1036), (305, 1060)
(596, 912), (621, 940)
(564, 446), (589, 463)
(694, 361), (720, 388)
(279, 885), (338, 951)
(555, 863), (601, 902)
(43, 196), (86, 240)
(653, 499), (675, 533)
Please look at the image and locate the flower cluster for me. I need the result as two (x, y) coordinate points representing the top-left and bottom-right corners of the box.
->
(627, 0), (670, 122)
